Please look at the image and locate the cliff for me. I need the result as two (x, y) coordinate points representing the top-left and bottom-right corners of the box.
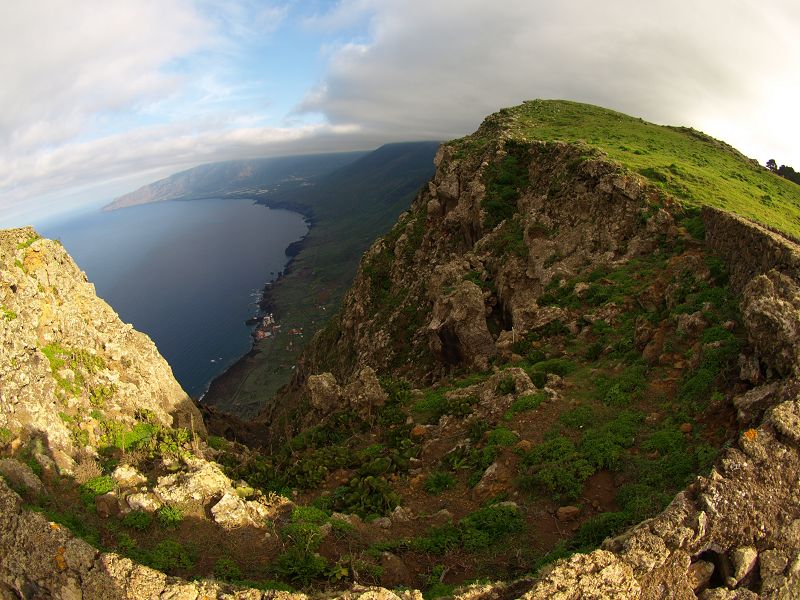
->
(4, 100), (800, 598)
(0, 227), (203, 472)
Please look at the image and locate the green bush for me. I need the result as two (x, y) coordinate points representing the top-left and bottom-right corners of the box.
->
(207, 435), (228, 450)
(409, 524), (461, 554)
(146, 539), (194, 572)
(272, 547), (328, 587)
(80, 475), (115, 505)
(559, 405), (594, 429)
(529, 358), (576, 377)
(467, 419), (490, 442)
(496, 376), (516, 395)
(122, 510), (152, 531)
(414, 390), (477, 424)
(410, 504), (523, 555)
(503, 392), (546, 420)
(482, 143), (530, 229)
(156, 505), (183, 529)
(213, 557), (242, 582)
(291, 505), (329, 525)
(282, 522), (324, 552)
(0, 427), (13, 447)
(519, 436), (593, 501)
(425, 471), (457, 495)
(327, 475), (400, 519)
(487, 427), (518, 447)
(571, 511), (630, 550)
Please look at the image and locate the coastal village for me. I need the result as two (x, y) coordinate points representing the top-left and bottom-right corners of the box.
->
(251, 312), (304, 342)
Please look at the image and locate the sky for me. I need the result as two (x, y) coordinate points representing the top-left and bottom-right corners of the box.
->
(1, 0), (799, 227)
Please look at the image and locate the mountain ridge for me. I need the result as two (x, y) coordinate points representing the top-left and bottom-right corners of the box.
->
(4, 101), (800, 597)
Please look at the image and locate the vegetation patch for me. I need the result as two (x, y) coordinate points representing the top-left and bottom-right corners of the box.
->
(482, 140), (531, 229)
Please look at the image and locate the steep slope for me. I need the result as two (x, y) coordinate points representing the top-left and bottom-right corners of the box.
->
(0, 227), (203, 471)
(203, 142), (439, 417)
(5, 101), (800, 598)
(229, 101), (800, 596)
(104, 151), (366, 211)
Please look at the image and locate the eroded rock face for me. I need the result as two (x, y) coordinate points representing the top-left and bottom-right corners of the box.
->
(741, 270), (800, 377)
(0, 227), (204, 469)
(304, 367), (389, 425)
(428, 281), (496, 370)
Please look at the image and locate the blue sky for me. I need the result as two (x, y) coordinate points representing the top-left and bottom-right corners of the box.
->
(1, 0), (799, 227)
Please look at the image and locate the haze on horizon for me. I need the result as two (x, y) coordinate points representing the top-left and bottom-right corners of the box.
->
(1, 0), (799, 227)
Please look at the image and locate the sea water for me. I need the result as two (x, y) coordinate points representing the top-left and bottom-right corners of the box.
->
(40, 198), (308, 398)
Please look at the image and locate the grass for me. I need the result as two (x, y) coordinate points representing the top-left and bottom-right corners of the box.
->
(16, 234), (40, 250)
(410, 504), (523, 555)
(452, 99), (800, 240)
(425, 471), (457, 495)
(503, 392), (546, 420)
(40, 343), (106, 397)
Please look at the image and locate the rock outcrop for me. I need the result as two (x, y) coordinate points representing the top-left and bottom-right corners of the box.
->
(0, 227), (203, 472)
(5, 101), (800, 598)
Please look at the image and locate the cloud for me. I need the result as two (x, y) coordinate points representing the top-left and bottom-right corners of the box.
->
(0, 1), (214, 153)
(3, 0), (800, 226)
(299, 0), (800, 165)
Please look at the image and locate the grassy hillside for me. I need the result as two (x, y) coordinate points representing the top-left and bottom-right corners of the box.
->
(453, 99), (800, 239)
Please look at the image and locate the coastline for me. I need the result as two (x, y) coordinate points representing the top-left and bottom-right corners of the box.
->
(199, 197), (313, 409)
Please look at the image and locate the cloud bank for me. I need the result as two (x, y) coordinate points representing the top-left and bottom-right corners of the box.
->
(1, 0), (799, 224)
(301, 0), (800, 162)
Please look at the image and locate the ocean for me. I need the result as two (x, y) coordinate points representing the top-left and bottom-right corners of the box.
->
(40, 198), (308, 398)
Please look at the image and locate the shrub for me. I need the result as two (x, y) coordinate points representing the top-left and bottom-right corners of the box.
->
(272, 547), (328, 587)
(409, 524), (461, 554)
(291, 505), (329, 525)
(0, 427), (13, 447)
(529, 358), (576, 377)
(146, 539), (194, 572)
(519, 436), (593, 501)
(327, 476), (400, 519)
(282, 520), (324, 551)
(571, 511), (630, 550)
(482, 144), (530, 229)
(559, 405), (594, 429)
(214, 557), (242, 582)
(487, 427), (518, 447)
(122, 510), (152, 531)
(496, 376), (516, 395)
(414, 390), (476, 424)
(80, 475), (115, 505)
(467, 419), (490, 442)
(207, 435), (228, 450)
(156, 505), (183, 529)
(425, 471), (456, 495)
(503, 392), (546, 420)
(410, 504), (523, 554)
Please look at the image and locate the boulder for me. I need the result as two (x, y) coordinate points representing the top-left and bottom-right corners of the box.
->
(154, 458), (231, 506)
(428, 281), (496, 370)
(380, 552), (413, 587)
(556, 506), (580, 522)
(0, 459), (44, 496)
(112, 464), (147, 489)
(126, 492), (161, 513)
(741, 270), (800, 377)
(307, 372), (343, 413)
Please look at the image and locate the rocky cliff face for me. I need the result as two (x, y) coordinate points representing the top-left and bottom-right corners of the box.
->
(5, 101), (800, 599)
(0, 226), (203, 471)
(254, 104), (800, 597)
(297, 138), (676, 390)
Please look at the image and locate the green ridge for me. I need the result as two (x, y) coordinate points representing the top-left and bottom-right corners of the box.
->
(452, 99), (800, 239)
